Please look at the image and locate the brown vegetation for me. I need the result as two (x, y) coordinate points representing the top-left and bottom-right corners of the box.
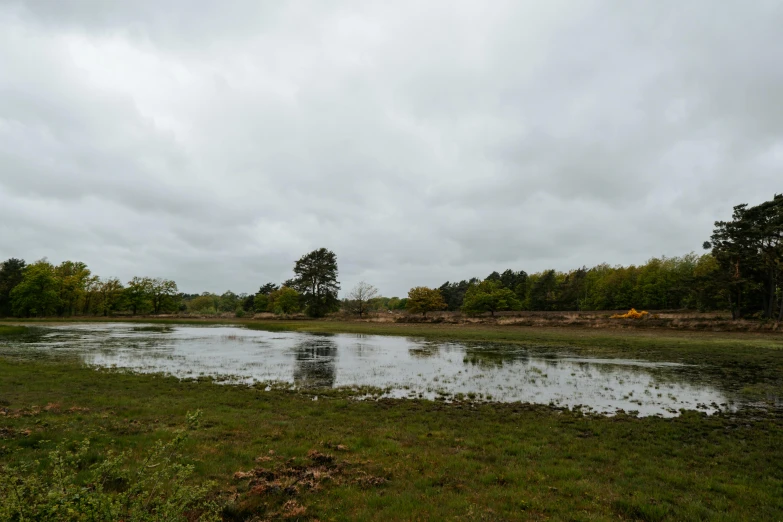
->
(335, 309), (783, 332)
(6, 308), (783, 332)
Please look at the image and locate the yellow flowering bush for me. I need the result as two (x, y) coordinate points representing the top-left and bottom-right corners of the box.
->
(611, 308), (649, 319)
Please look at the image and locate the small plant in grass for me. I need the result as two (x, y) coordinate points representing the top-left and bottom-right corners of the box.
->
(0, 410), (220, 521)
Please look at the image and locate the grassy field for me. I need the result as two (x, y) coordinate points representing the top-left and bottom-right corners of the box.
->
(1, 321), (783, 520)
(0, 324), (27, 336)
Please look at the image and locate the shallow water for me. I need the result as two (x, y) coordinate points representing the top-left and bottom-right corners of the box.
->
(1, 323), (739, 417)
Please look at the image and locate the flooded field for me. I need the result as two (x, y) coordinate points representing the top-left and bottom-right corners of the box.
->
(0, 323), (744, 417)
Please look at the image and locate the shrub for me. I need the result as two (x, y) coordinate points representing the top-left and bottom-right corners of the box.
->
(611, 308), (650, 319)
(0, 410), (220, 521)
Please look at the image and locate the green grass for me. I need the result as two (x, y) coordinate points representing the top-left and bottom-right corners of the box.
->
(1, 355), (782, 520)
(0, 325), (27, 336)
(2, 320), (783, 520)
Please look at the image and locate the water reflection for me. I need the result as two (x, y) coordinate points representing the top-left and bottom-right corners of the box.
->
(351, 334), (378, 357)
(293, 337), (337, 388)
(462, 344), (530, 367)
(0, 323), (758, 417)
(409, 342), (440, 359)
(131, 326), (175, 334)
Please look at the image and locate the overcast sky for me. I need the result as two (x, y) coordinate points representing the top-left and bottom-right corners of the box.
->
(1, 1), (782, 297)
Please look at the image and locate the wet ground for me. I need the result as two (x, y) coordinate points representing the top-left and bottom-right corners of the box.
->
(0, 323), (749, 417)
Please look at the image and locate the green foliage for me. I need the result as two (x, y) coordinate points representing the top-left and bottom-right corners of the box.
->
(461, 280), (521, 316)
(289, 248), (340, 318)
(11, 259), (60, 317)
(54, 261), (92, 316)
(126, 277), (153, 315)
(257, 283), (279, 296)
(1, 256), (183, 318)
(691, 254), (728, 311)
(406, 286), (447, 317)
(97, 277), (124, 317)
(0, 258), (26, 317)
(241, 293), (255, 312)
(253, 293), (269, 313)
(218, 291), (239, 312)
(382, 297), (408, 311)
(499, 269), (528, 299)
(0, 411), (219, 521)
(149, 278), (179, 315)
(433, 254), (745, 314)
(366, 296), (391, 311)
(706, 194), (783, 320)
(268, 286), (301, 315)
(440, 272), (527, 312)
(187, 293), (220, 314)
(529, 270), (558, 311)
(439, 279), (478, 311)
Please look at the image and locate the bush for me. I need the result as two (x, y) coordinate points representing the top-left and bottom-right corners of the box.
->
(0, 411), (220, 521)
(611, 308), (650, 319)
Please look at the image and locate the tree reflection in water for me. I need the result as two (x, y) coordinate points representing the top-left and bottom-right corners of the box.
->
(462, 343), (530, 368)
(293, 335), (337, 388)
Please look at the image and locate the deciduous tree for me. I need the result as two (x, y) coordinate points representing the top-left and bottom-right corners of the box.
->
(345, 281), (379, 317)
(406, 287), (446, 317)
(241, 293), (255, 312)
(54, 261), (92, 316)
(268, 286), (301, 315)
(254, 283), (279, 312)
(82, 275), (101, 315)
(98, 277), (124, 317)
(126, 277), (153, 315)
(11, 259), (59, 317)
(188, 293), (219, 314)
(219, 291), (239, 312)
(149, 278), (179, 314)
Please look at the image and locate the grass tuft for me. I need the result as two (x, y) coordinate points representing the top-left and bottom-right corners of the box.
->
(0, 325), (28, 336)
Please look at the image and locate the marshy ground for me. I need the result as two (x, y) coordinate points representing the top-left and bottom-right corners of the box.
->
(1, 320), (782, 520)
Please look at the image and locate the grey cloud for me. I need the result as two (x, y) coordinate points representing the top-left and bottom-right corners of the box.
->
(1, 1), (782, 297)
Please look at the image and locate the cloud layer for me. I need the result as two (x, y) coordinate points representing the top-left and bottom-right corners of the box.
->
(1, 1), (782, 296)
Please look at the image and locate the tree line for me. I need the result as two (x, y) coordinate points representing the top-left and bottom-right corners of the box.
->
(0, 258), (182, 318)
(1, 195), (780, 321)
(398, 194), (782, 320)
(0, 248), (343, 319)
(403, 254), (720, 317)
